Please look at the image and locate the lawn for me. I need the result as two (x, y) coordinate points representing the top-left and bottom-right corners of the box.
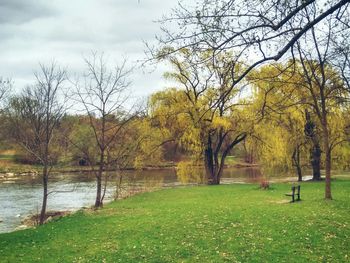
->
(0, 180), (349, 262)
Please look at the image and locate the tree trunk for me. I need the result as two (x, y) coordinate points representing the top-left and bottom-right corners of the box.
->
(95, 121), (106, 208)
(216, 154), (227, 185)
(204, 134), (215, 184)
(292, 146), (302, 182)
(322, 125), (332, 199)
(95, 153), (104, 208)
(40, 126), (50, 225)
(216, 133), (247, 185)
(204, 133), (246, 185)
(310, 143), (321, 180)
(39, 165), (48, 225)
(95, 174), (102, 207)
(324, 141), (332, 199)
(296, 166), (302, 182)
(304, 109), (321, 181)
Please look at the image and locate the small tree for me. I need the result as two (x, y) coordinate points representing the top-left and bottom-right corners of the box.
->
(7, 63), (67, 224)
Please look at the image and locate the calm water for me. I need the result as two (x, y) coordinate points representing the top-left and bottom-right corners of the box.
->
(0, 166), (315, 233)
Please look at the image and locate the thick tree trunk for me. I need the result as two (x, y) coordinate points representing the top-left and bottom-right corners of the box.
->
(310, 143), (321, 180)
(39, 165), (48, 225)
(204, 134), (216, 184)
(296, 166), (302, 182)
(204, 132), (246, 185)
(304, 110), (321, 181)
(216, 154), (227, 185)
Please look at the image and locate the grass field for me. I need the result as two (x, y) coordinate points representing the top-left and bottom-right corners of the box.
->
(0, 180), (349, 262)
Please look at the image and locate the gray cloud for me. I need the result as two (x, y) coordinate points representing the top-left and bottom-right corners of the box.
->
(0, 0), (55, 25)
(0, 0), (192, 96)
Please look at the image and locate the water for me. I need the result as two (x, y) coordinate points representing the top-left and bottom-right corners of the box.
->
(0, 169), (178, 233)
(0, 166), (317, 233)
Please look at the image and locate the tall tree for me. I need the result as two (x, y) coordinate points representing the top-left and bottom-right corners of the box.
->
(73, 53), (135, 208)
(7, 63), (67, 224)
(152, 50), (248, 184)
(251, 58), (348, 198)
(293, 12), (349, 198)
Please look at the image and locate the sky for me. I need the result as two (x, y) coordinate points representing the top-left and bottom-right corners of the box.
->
(0, 0), (192, 99)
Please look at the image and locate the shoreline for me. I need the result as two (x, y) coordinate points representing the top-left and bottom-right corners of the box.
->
(0, 162), (259, 180)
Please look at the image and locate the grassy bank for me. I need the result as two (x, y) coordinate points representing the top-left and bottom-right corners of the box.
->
(1, 180), (350, 262)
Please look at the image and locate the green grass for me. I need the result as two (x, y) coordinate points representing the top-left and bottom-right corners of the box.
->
(0, 154), (17, 161)
(1, 180), (350, 262)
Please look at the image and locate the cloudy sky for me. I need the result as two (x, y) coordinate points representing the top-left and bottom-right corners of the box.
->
(0, 0), (192, 98)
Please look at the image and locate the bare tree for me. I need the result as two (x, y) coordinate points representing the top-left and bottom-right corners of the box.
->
(330, 29), (350, 91)
(0, 77), (11, 104)
(7, 63), (67, 224)
(73, 53), (135, 208)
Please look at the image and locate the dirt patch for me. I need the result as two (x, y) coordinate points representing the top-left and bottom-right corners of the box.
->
(269, 199), (291, 204)
(21, 211), (71, 227)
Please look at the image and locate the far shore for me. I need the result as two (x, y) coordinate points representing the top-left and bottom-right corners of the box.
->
(0, 161), (259, 179)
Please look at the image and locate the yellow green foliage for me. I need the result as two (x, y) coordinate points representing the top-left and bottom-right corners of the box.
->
(131, 119), (166, 169)
(176, 161), (205, 184)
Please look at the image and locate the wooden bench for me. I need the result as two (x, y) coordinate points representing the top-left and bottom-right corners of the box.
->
(285, 185), (301, 202)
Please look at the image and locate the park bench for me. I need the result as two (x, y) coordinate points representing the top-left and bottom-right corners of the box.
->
(285, 185), (301, 202)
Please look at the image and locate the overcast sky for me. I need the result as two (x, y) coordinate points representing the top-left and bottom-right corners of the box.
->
(0, 0), (192, 99)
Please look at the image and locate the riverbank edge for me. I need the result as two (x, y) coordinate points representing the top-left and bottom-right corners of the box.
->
(6, 183), (171, 233)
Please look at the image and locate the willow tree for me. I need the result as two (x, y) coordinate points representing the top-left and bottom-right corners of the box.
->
(250, 55), (349, 187)
(151, 0), (350, 193)
(151, 49), (248, 184)
(247, 64), (307, 181)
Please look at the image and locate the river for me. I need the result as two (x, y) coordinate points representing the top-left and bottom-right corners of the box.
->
(0, 166), (317, 233)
